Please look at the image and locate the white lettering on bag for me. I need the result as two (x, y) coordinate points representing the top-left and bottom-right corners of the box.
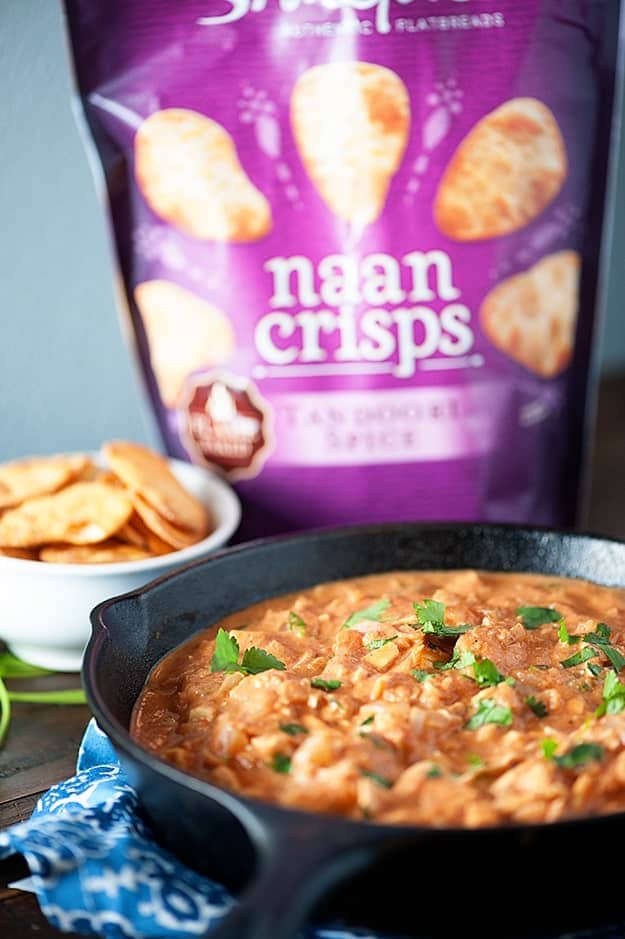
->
(198, 0), (472, 35)
(254, 250), (475, 378)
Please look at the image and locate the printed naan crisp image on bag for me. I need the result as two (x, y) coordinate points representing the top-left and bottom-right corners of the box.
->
(63, 0), (623, 539)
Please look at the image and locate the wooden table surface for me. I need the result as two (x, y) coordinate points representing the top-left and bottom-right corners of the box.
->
(1, 372), (625, 938)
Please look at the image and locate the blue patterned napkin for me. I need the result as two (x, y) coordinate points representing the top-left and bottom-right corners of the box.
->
(0, 719), (387, 939)
(0, 719), (624, 939)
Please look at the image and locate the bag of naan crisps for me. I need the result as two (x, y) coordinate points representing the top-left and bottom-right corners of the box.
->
(63, 0), (624, 539)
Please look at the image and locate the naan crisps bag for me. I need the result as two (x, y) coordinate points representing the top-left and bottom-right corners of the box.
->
(63, 0), (624, 539)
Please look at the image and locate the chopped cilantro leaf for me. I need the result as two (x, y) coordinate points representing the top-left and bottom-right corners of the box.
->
(472, 658), (506, 688)
(241, 647), (287, 675)
(558, 621), (581, 645)
(287, 612), (307, 635)
(426, 765), (442, 778)
(595, 669), (625, 717)
(360, 715), (375, 726)
(343, 599), (390, 629)
(553, 743), (604, 769)
(466, 753), (485, 768)
(210, 628), (286, 675)
(421, 622), (473, 638)
(311, 677), (342, 692)
(270, 753), (291, 774)
(517, 606), (562, 630)
(561, 647), (597, 668)
(581, 623), (625, 671)
(599, 645), (625, 672)
(526, 695), (548, 718)
(210, 628), (240, 672)
(586, 622), (612, 644)
(435, 649), (476, 671)
(465, 698), (513, 730)
(360, 769), (392, 789)
(541, 738), (558, 759)
(279, 723), (308, 736)
(410, 669), (431, 683)
(414, 598), (445, 627)
(364, 634), (398, 650)
(413, 598), (474, 637)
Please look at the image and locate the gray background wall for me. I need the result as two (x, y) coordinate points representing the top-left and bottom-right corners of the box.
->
(0, 1), (623, 463)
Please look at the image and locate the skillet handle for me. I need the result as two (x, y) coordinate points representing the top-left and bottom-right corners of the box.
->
(205, 813), (388, 939)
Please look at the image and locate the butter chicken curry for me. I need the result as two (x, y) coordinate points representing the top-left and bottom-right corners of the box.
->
(131, 570), (625, 827)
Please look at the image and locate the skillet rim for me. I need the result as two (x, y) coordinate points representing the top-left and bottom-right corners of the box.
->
(83, 519), (625, 840)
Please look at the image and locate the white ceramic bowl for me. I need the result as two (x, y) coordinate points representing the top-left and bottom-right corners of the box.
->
(0, 456), (241, 672)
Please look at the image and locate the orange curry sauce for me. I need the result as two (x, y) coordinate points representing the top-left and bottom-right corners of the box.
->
(131, 570), (625, 827)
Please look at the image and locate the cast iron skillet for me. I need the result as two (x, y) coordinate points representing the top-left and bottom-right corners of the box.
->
(83, 523), (625, 939)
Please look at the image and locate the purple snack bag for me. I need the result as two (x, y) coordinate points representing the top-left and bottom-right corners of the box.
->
(62, 0), (623, 540)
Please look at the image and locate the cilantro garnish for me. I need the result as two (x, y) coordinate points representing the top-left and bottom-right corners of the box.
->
(364, 635), (397, 650)
(413, 601), (473, 640)
(558, 621), (581, 645)
(435, 649), (476, 671)
(287, 612), (307, 635)
(414, 599), (446, 627)
(210, 628), (286, 675)
(582, 624), (625, 671)
(541, 738), (558, 759)
(241, 647), (288, 674)
(360, 715), (375, 726)
(553, 743), (604, 769)
(426, 765), (442, 778)
(279, 722), (308, 736)
(412, 599), (473, 637)
(360, 769), (393, 789)
(585, 622), (611, 644)
(466, 753), (485, 768)
(526, 695), (548, 718)
(210, 628), (240, 672)
(311, 677), (342, 692)
(343, 599), (390, 629)
(517, 606), (562, 630)
(595, 669), (625, 717)
(270, 753), (292, 774)
(465, 698), (513, 730)
(561, 647), (597, 668)
(410, 669), (432, 682)
(473, 658), (506, 688)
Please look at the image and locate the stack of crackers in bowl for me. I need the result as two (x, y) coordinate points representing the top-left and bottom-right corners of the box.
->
(0, 441), (214, 564)
(0, 442), (240, 671)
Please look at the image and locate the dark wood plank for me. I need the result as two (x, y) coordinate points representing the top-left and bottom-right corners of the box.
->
(0, 668), (90, 811)
(0, 890), (87, 939)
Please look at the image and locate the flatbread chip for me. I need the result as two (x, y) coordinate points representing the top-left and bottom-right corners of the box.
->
(0, 453), (93, 510)
(434, 98), (567, 241)
(479, 250), (580, 378)
(39, 540), (152, 564)
(0, 481), (133, 548)
(118, 513), (174, 556)
(103, 441), (211, 535)
(0, 546), (39, 560)
(135, 108), (272, 241)
(132, 494), (203, 550)
(134, 280), (235, 408)
(291, 62), (410, 227)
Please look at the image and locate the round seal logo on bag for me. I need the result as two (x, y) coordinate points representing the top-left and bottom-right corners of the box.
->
(182, 372), (274, 480)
